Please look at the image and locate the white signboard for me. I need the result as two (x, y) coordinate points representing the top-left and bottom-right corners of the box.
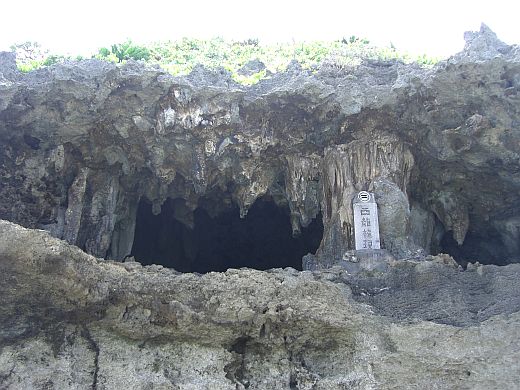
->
(353, 191), (381, 250)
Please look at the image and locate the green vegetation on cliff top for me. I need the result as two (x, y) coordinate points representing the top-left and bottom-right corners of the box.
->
(11, 38), (439, 85)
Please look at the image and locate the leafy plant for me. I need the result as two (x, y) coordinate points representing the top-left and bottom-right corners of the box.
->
(342, 36), (370, 45)
(10, 41), (48, 63)
(10, 41), (50, 71)
(11, 37), (440, 79)
(232, 69), (267, 85)
(98, 40), (150, 62)
(42, 55), (65, 66)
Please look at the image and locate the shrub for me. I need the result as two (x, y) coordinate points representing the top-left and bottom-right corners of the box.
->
(10, 38), (440, 78)
(98, 40), (151, 62)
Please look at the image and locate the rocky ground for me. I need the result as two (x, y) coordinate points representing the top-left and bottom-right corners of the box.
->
(1, 220), (520, 389)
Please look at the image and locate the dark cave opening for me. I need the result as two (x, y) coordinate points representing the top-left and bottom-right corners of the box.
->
(130, 197), (323, 273)
(439, 230), (510, 267)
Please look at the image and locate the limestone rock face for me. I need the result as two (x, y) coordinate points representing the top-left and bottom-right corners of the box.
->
(1, 25), (519, 266)
(1, 25), (520, 388)
(1, 220), (520, 389)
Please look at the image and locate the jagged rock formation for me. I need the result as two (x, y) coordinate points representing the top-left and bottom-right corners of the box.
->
(1, 25), (520, 388)
(1, 220), (520, 389)
(1, 25), (519, 267)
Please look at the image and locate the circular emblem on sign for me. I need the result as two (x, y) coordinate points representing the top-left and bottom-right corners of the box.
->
(358, 191), (371, 202)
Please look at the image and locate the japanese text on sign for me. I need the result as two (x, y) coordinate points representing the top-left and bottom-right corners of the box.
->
(353, 191), (381, 250)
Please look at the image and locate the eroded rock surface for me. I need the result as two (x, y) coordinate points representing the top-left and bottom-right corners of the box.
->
(1, 25), (519, 266)
(1, 25), (520, 388)
(1, 220), (520, 389)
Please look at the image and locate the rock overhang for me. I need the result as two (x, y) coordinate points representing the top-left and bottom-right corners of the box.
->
(0, 24), (519, 269)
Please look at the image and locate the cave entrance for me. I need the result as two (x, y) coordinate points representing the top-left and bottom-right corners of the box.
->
(439, 229), (510, 267)
(130, 196), (323, 273)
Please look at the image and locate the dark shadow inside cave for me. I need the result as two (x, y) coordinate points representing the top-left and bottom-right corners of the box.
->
(439, 229), (510, 267)
(130, 196), (323, 273)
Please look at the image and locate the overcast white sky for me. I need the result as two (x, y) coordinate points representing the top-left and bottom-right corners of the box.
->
(1, 0), (519, 58)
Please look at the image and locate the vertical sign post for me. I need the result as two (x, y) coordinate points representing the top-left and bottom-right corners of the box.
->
(353, 191), (381, 250)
